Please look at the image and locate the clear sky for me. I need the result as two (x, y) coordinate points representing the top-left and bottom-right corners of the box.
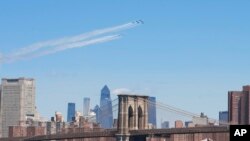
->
(1, 0), (250, 126)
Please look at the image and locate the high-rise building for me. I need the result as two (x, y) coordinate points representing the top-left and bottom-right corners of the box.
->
(99, 85), (113, 128)
(83, 97), (90, 116)
(113, 119), (118, 128)
(67, 103), (75, 122)
(228, 85), (250, 125)
(192, 113), (209, 126)
(85, 111), (96, 123)
(148, 97), (157, 128)
(0, 78), (36, 137)
(75, 111), (82, 123)
(219, 111), (228, 125)
(175, 120), (183, 128)
(185, 121), (193, 127)
(92, 105), (101, 124)
(161, 121), (169, 128)
(55, 112), (63, 122)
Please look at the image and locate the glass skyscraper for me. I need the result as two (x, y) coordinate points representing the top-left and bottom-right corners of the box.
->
(67, 102), (75, 122)
(99, 85), (113, 128)
(148, 96), (157, 128)
(161, 121), (169, 128)
(93, 105), (101, 124)
(83, 97), (90, 116)
(219, 111), (228, 125)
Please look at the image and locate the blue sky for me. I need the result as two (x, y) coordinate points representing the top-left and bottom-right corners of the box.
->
(1, 0), (250, 126)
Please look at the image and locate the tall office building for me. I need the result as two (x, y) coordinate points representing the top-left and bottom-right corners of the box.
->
(175, 120), (184, 128)
(55, 112), (64, 122)
(161, 121), (169, 128)
(219, 111), (228, 125)
(0, 78), (36, 137)
(228, 85), (250, 125)
(185, 121), (193, 127)
(92, 105), (101, 124)
(83, 97), (90, 116)
(148, 97), (157, 128)
(67, 103), (75, 122)
(99, 85), (113, 128)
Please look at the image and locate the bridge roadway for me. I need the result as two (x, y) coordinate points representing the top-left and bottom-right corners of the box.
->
(22, 126), (229, 141)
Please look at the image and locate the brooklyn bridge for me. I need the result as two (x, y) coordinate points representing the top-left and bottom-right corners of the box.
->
(2, 94), (229, 141)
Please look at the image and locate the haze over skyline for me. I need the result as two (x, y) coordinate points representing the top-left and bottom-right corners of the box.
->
(1, 0), (250, 124)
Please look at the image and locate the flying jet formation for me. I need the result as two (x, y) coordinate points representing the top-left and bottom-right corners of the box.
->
(138, 20), (144, 24)
(133, 20), (144, 24)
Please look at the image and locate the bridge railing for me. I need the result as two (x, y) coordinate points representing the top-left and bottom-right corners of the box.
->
(129, 126), (229, 136)
(24, 128), (118, 141)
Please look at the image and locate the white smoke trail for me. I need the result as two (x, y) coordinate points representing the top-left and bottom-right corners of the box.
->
(1, 21), (142, 64)
(7, 22), (139, 59)
(3, 35), (121, 63)
(31, 35), (121, 58)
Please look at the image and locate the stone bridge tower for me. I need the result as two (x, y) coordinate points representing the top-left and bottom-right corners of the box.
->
(116, 94), (149, 141)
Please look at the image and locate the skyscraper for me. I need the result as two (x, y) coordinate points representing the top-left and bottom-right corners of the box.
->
(55, 112), (64, 122)
(100, 85), (113, 128)
(0, 78), (36, 137)
(185, 121), (193, 127)
(228, 85), (250, 125)
(148, 97), (157, 128)
(175, 120), (183, 128)
(161, 121), (169, 128)
(92, 105), (101, 124)
(67, 103), (75, 122)
(83, 97), (90, 116)
(219, 111), (228, 125)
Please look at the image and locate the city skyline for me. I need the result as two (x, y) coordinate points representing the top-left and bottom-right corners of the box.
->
(1, 0), (250, 127)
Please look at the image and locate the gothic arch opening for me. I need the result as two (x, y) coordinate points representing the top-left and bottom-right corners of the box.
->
(138, 106), (143, 129)
(128, 106), (134, 129)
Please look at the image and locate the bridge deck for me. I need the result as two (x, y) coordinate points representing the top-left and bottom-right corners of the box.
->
(24, 129), (117, 141)
(20, 126), (229, 141)
(130, 126), (229, 136)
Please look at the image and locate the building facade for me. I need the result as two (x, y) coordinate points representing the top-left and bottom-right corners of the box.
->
(55, 112), (64, 122)
(228, 85), (250, 125)
(92, 105), (101, 124)
(219, 111), (228, 125)
(192, 113), (209, 126)
(175, 120), (183, 128)
(148, 97), (157, 128)
(161, 121), (169, 128)
(83, 97), (90, 116)
(100, 85), (113, 128)
(185, 121), (193, 128)
(67, 103), (76, 122)
(0, 78), (36, 137)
